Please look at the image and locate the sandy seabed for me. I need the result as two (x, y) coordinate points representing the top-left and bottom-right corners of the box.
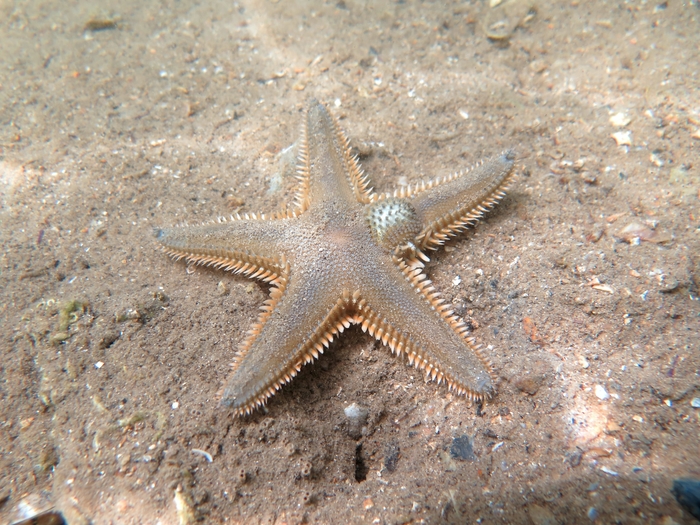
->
(1, 1), (699, 523)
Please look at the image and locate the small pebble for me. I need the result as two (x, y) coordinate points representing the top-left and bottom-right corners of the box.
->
(672, 479), (700, 520)
(691, 397), (700, 408)
(513, 376), (542, 395)
(587, 507), (599, 521)
(594, 385), (609, 400)
(650, 152), (665, 167)
(95, 361), (104, 369)
(344, 403), (368, 440)
(609, 112), (631, 127)
(611, 131), (632, 146)
(384, 443), (400, 472)
(450, 434), (476, 461)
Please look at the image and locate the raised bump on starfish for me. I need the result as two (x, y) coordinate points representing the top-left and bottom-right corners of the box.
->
(156, 100), (515, 417)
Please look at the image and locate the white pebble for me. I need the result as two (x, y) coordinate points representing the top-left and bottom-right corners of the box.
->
(594, 385), (610, 400)
(344, 403), (367, 420)
(171, 401), (179, 410)
(611, 131), (632, 146)
(94, 361), (104, 369)
(691, 397), (700, 408)
(609, 112), (631, 127)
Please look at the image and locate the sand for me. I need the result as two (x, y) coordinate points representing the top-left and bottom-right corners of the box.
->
(1, 1), (699, 523)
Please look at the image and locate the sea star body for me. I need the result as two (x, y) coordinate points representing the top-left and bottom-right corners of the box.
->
(156, 101), (515, 417)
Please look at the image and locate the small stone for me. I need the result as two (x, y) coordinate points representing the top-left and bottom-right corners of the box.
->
(605, 420), (621, 433)
(672, 478), (700, 520)
(609, 112), (631, 127)
(690, 397), (700, 408)
(617, 222), (656, 244)
(587, 507), (599, 521)
(344, 403), (368, 440)
(513, 376), (541, 395)
(174, 486), (196, 525)
(95, 361), (104, 369)
(39, 446), (59, 471)
(650, 152), (665, 167)
(217, 281), (228, 295)
(594, 385), (610, 400)
(568, 450), (582, 467)
(611, 131), (632, 146)
(450, 434), (476, 461)
(225, 195), (244, 209)
(384, 442), (400, 472)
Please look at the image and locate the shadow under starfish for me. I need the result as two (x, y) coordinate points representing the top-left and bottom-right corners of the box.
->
(155, 100), (516, 417)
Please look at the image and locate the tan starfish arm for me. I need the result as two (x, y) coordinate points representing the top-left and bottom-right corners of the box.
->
(298, 101), (373, 208)
(155, 216), (293, 283)
(370, 151), (516, 252)
(354, 257), (495, 400)
(219, 271), (355, 416)
(411, 151), (516, 251)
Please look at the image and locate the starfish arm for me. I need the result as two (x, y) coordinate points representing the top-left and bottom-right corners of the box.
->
(155, 216), (294, 282)
(355, 257), (495, 400)
(299, 101), (373, 208)
(220, 270), (355, 416)
(390, 151), (516, 251)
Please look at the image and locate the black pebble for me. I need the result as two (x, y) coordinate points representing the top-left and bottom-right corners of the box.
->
(672, 478), (700, 520)
(450, 434), (476, 462)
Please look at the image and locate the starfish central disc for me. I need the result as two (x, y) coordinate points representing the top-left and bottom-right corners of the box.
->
(366, 198), (422, 251)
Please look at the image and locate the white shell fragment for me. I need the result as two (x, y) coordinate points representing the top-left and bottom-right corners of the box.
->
(595, 385), (610, 400)
(611, 131), (632, 146)
(609, 112), (631, 127)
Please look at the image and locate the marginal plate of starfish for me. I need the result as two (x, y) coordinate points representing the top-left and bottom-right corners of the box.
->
(156, 100), (516, 417)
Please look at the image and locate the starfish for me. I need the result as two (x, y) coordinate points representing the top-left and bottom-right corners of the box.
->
(156, 100), (516, 417)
